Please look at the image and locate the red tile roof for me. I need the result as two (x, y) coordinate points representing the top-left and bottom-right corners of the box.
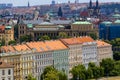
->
(60, 36), (94, 45)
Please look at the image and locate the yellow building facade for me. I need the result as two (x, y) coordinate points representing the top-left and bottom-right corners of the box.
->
(0, 25), (14, 45)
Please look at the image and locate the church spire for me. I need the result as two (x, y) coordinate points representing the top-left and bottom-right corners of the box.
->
(96, 0), (99, 8)
(28, 1), (30, 7)
(89, 0), (92, 8)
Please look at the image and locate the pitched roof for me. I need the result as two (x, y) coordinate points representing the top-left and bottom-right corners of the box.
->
(13, 44), (31, 52)
(1, 44), (31, 53)
(96, 40), (111, 47)
(26, 40), (68, 52)
(0, 60), (14, 68)
(0, 25), (5, 31)
(60, 36), (94, 45)
(1, 46), (15, 52)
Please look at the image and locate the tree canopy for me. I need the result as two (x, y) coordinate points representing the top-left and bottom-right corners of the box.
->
(41, 66), (68, 80)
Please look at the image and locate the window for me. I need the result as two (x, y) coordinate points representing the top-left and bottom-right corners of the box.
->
(2, 70), (5, 75)
(8, 69), (11, 75)
(8, 78), (11, 80)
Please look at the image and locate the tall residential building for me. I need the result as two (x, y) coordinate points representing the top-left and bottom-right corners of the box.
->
(96, 40), (113, 62)
(0, 60), (14, 80)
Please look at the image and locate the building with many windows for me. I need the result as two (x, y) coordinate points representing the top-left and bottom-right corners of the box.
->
(0, 60), (14, 80)
(61, 36), (98, 68)
(0, 40), (69, 80)
(96, 40), (113, 62)
(18, 20), (97, 41)
(99, 20), (120, 40)
(0, 25), (14, 45)
(0, 37), (113, 80)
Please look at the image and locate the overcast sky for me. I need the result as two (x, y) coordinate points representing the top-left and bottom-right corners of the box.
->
(0, 0), (120, 6)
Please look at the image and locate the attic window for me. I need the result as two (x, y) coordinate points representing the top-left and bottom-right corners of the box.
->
(33, 48), (37, 51)
(46, 46), (51, 50)
(40, 47), (44, 51)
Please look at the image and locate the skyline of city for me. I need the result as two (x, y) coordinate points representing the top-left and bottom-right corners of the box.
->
(0, 0), (120, 6)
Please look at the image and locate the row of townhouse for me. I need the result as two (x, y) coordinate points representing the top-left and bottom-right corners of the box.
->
(0, 40), (69, 80)
(0, 36), (113, 80)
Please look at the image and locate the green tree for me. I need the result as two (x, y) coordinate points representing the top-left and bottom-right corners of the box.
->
(58, 71), (68, 80)
(8, 40), (16, 45)
(86, 67), (93, 79)
(70, 64), (87, 80)
(41, 66), (57, 80)
(41, 66), (68, 80)
(88, 62), (104, 79)
(20, 35), (32, 43)
(89, 33), (98, 40)
(58, 32), (68, 39)
(27, 74), (36, 80)
(100, 58), (115, 76)
(45, 70), (59, 80)
(110, 61), (120, 76)
(38, 35), (50, 41)
(113, 51), (120, 61)
(0, 38), (5, 46)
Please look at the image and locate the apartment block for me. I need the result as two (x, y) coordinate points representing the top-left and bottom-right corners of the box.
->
(0, 60), (14, 80)
(0, 25), (14, 45)
(96, 40), (113, 62)
(0, 40), (69, 80)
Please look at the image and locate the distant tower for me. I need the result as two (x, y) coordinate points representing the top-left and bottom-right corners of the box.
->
(76, 0), (79, 3)
(88, 0), (93, 17)
(58, 6), (63, 17)
(95, 0), (100, 17)
(68, 0), (70, 4)
(51, 0), (55, 5)
(89, 0), (92, 9)
(96, 0), (99, 8)
(28, 1), (30, 7)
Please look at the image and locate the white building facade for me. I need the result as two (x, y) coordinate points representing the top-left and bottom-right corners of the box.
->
(0, 61), (14, 80)
(82, 42), (98, 68)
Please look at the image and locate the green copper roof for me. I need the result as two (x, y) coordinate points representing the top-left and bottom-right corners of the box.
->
(112, 14), (120, 18)
(27, 24), (33, 28)
(5, 26), (12, 29)
(114, 20), (120, 24)
(72, 21), (91, 24)
(101, 21), (112, 24)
